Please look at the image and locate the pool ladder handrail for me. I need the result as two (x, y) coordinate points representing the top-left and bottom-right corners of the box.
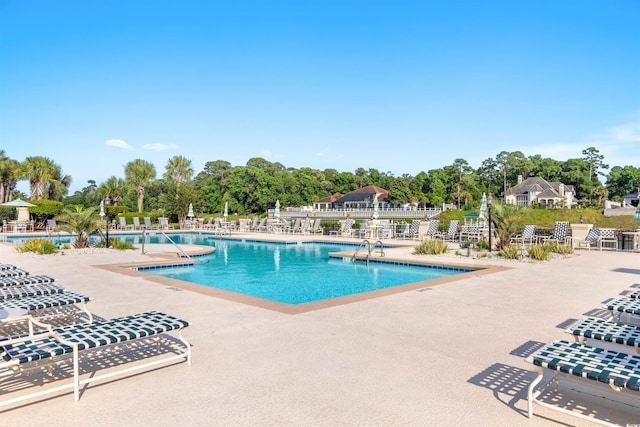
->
(141, 228), (191, 260)
(351, 239), (385, 264)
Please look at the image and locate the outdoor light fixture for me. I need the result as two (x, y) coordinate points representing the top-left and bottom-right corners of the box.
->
(487, 193), (493, 252)
(101, 196), (112, 247)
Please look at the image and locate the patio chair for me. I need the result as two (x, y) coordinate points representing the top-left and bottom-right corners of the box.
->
(420, 220), (440, 241)
(338, 218), (355, 237)
(118, 217), (132, 230)
(356, 220), (369, 238)
(0, 268), (29, 278)
(576, 227), (600, 250)
(0, 275), (56, 288)
(46, 219), (57, 233)
(143, 217), (158, 230)
(132, 217), (142, 230)
(288, 218), (302, 234)
(0, 291), (93, 324)
(510, 225), (537, 246)
(158, 217), (170, 230)
(397, 220), (421, 240)
(0, 311), (191, 406)
(0, 284), (64, 301)
(0, 264), (18, 271)
(310, 218), (323, 234)
(435, 220), (459, 241)
(249, 217), (259, 231)
(540, 221), (570, 245)
(598, 228), (618, 250)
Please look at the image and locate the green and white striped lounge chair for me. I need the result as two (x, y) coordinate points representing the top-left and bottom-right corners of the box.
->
(0, 291), (93, 324)
(0, 284), (64, 301)
(0, 311), (191, 406)
(0, 268), (29, 278)
(567, 317), (640, 354)
(526, 340), (640, 425)
(0, 275), (55, 288)
(605, 298), (640, 323)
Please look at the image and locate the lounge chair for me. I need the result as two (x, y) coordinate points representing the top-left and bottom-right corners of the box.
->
(118, 217), (132, 230)
(0, 311), (191, 406)
(567, 317), (640, 353)
(132, 217), (142, 230)
(459, 225), (482, 242)
(0, 291), (93, 324)
(340, 218), (356, 237)
(526, 340), (640, 425)
(0, 264), (17, 271)
(46, 219), (57, 233)
(0, 275), (56, 287)
(143, 217), (157, 230)
(605, 298), (640, 322)
(540, 221), (570, 245)
(158, 217), (170, 230)
(598, 228), (618, 250)
(397, 220), (421, 240)
(288, 218), (302, 234)
(576, 227), (600, 250)
(420, 220), (440, 241)
(248, 217), (259, 231)
(0, 284), (64, 301)
(510, 225), (537, 246)
(435, 220), (459, 241)
(310, 219), (323, 234)
(0, 268), (29, 278)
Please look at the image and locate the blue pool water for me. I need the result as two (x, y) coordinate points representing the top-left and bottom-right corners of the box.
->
(6, 233), (471, 305)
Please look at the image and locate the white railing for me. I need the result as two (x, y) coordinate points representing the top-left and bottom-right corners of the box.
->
(269, 207), (441, 220)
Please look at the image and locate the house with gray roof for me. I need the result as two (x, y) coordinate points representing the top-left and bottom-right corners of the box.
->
(504, 176), (575, 208)
(314, 185), (389, 210)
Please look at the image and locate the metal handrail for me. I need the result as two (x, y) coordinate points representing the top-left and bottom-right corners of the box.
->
(142, 228), (191, 260)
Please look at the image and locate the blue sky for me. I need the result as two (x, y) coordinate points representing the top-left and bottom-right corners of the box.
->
(1, 0), (639, 194)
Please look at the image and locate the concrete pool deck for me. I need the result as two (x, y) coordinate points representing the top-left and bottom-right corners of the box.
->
(1, 233), (639, 426)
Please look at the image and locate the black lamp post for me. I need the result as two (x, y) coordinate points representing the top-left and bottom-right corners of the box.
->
(487, 193), (493, 252)
(101, 196), (111, 247)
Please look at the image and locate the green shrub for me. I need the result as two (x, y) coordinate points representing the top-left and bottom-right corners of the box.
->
(95, 237), (134, 250)
(476, 239), (490, 250)
(499, 245), (521, 259)
(413, 240), (449, 255)
(543, 241), (574, 255)
(527, 245), (551, 261)
(15, 238), (57, 255)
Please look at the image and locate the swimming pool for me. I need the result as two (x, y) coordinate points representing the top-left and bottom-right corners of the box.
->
(132, 237), (472, 305)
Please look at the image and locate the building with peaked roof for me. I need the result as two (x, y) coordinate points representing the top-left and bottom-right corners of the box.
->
(622, 192), (640, 207)
(504, 175), (575, 208)
(313, 185), (389, 210)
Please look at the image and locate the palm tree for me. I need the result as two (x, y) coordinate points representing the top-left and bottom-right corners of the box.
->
(99, 176), (127, 206)
(0, 151), (22, 203)
(46, 170), (72, 201)
(22, 156), (60, 200)
(164, 155), (194, 191)
(54, 206), (102, 248)
(125, 159), (156, 213)
(489, 203), (522, 250)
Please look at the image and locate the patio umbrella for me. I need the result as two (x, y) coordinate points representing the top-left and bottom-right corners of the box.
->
(478, 193), (487, 225)
(274, 200), (280, 219)
(372, 195), (379, 219)
(99, 199), (105, 218)
(223, 202), (228, 221)
(1, 198), (36, 221)
(187, 203), (194, 219)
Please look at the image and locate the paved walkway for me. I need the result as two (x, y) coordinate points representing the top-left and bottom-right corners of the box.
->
(0, 235), (639, 426)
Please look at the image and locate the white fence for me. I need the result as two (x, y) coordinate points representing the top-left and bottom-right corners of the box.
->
(268, 207), (441, 220)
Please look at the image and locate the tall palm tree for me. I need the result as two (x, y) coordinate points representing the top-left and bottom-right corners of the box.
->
(98, 176), (127, 206)
(0, 151), (22, 203)
(22, 156), (60, 200)
(54, 206), (101, 248)
(164, 155), (194, 191)
(46, 170), (72, 201)
(125, 159), (156, 213)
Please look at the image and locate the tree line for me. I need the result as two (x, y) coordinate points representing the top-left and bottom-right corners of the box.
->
(1, 147), (639, 222)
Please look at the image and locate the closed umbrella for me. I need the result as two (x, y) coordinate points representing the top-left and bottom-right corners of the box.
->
(274, 200), (280, 219)
(372, 195), (379, 219)
(187, 203), (194, 219)
(479, 193), (487, 226)
(224, 202), (228, 221)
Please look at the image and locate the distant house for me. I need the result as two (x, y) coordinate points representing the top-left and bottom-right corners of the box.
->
(622, 192), (640, 207)
(504, 176), (575, 208)
(333, 185), (389, 209)
(313, 185), (390, 210)
(313, 194), (342, 210)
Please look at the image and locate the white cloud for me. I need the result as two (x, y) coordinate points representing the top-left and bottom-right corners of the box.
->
(142, 143), (178, 151)
(105, 139), (132, 150)
(602, 121), (640, 143)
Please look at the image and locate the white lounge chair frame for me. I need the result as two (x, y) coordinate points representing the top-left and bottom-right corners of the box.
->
(0, 311), (191, 407)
